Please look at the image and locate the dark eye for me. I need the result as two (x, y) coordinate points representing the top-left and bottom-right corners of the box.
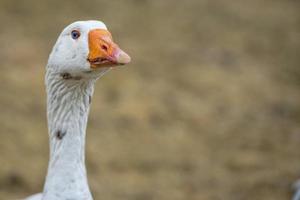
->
(71, 30), (80, 39)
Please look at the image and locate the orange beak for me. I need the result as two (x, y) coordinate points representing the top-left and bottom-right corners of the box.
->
(87, 29), (131, 68)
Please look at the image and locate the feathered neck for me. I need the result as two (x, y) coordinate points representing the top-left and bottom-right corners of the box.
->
(42, 69), (95, 200)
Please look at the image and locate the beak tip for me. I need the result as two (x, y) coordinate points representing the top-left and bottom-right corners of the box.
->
(117, 51), (131, 65)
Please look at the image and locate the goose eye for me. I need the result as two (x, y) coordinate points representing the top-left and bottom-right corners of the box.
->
(71, 30), (80, 39)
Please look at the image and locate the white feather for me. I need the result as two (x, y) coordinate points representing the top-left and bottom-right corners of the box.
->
(25, 20), (112, 200)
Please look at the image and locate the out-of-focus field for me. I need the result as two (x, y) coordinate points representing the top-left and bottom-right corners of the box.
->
(0, 0), (299, 199)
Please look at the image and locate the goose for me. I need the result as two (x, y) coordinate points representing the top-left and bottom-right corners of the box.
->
(293, 180), (300, 200)
(25, 20), (131, 200)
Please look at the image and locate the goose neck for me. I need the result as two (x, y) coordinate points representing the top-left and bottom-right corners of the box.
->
(42, 70), (94, 200)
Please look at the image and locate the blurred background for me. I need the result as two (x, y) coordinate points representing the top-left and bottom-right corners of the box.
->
(0, 0), (299, 199)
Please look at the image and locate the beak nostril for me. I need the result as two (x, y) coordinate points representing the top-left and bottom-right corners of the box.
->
(101, 45), (108, 51)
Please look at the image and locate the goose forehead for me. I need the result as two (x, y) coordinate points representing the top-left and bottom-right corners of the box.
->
(62, 20), (107, 34)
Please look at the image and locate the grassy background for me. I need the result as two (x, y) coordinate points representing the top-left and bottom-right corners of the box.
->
(0, 0), (299, 199)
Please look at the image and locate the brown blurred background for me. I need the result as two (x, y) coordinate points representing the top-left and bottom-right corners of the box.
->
(0, 0), (299, 199)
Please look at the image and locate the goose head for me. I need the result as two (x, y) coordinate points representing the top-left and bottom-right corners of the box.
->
(47, 20), (131, 78)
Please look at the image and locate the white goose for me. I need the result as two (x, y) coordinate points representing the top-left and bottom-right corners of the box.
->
(25, 20), (131, 200)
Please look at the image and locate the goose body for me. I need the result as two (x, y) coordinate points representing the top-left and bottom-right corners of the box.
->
(25, 20), (130, 200)
(293, 180), (300, 200)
